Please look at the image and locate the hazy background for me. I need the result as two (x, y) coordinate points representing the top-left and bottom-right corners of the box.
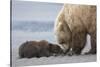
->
(12, 1), (62, 21)
(12, 1), (63, 48)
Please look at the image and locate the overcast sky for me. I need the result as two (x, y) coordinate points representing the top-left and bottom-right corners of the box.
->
(12, 1), (63, 21)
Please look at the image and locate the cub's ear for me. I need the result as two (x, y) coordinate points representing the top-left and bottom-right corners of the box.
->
(26, 41), (29, 43)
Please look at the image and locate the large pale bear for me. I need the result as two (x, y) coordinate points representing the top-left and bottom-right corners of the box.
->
(54, 4), (96, 55)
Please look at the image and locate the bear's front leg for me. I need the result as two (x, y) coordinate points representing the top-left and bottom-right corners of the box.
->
(69, 32), (86, 56)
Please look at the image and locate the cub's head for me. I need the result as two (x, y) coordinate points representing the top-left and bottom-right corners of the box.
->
(49, 43), (63, 56)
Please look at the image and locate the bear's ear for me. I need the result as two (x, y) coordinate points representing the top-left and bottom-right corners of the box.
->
(26, 41), (29, 43)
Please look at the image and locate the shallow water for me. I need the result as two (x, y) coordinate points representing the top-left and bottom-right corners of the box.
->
(12, 30), (56, 48)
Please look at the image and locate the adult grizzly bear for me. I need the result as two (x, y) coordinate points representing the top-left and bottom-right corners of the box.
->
(19, 40), (63, 58)
(54, 4), (96, 55)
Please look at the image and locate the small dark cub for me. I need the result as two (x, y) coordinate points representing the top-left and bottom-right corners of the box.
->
(19, 40), (63, 58)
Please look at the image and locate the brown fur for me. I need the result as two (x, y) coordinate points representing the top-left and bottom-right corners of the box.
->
(19, 40), (63, 58)
(19, 40), (48, 58)
(49, 44), (63, 56)
(54, 4), (96, 55)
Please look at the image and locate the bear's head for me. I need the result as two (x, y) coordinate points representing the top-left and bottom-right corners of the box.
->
(55, 22), (72, 54)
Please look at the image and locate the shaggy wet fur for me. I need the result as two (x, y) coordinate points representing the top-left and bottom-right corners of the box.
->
(19, 40), (63, 58)
(54, 4), (96, 55)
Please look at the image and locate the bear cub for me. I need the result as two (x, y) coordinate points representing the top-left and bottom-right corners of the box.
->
(19, 40), (63, 58)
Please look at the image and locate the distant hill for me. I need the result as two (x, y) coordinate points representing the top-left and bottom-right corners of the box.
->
(12, 21), (54, 32)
